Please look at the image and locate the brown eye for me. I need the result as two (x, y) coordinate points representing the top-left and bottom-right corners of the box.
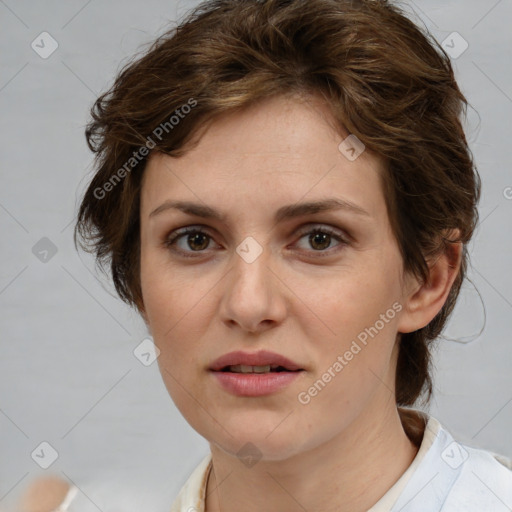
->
(185, 232), (210, 251)
(164, 227), (216, 257)
(308, 231), (332, 251)
(295, 226), (348, 255)
(163, 224), (348, 259)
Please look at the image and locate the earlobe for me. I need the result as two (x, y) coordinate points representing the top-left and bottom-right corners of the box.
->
(397, 231), (462, 334)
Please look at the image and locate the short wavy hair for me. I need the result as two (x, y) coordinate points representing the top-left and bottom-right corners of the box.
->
(74, 0), (481, 407)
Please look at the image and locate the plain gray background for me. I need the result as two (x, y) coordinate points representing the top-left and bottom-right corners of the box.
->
(1, 1), (511, 511)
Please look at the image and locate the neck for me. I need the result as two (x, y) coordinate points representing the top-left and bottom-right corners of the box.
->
(205, 404), (420, 512)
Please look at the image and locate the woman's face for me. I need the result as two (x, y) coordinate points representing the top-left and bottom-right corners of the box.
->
(139, 94), (414, 460)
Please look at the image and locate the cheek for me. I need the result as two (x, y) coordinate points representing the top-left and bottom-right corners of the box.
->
(139, 251), (215, 383)
(296, 256), (402, 341)
(294, 257), (403, 397)
(140, 246), (199, 331)
(140, 252), (183, 366)
(141, 270), (205, 416)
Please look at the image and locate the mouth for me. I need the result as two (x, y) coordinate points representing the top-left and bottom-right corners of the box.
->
(218, 365), (302, 374)
(209, 350), (304, 373)
(211, 362), (304, 396)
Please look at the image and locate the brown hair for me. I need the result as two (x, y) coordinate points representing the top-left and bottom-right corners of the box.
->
(74, 0), (481, 407)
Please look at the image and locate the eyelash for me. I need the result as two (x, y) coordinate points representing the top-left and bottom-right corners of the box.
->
(163, 224), (349, 259)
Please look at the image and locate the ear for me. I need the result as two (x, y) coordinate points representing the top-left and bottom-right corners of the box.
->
(397, 230), (462, 334)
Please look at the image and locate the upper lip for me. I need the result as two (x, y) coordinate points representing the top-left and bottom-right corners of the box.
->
(209, 350), (304, 371)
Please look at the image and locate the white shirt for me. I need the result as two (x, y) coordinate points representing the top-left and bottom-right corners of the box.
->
(169, 408), (512, 512)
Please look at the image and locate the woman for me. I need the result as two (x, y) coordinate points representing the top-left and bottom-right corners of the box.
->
(73, 0), (512, 510)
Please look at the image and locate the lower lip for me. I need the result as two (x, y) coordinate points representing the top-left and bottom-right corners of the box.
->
(211, 370), (303, 396)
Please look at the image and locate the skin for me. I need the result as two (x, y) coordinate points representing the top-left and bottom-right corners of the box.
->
(138, 93), (462, 512)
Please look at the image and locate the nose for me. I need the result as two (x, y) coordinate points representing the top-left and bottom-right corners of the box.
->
(218, 241), (288, 334)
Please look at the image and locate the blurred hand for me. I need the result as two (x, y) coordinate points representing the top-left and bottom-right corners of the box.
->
(17, 476), (76, 512)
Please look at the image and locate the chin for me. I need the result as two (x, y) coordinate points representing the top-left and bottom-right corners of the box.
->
(205, 416), (307, 462)
(214, 437), (305, 464)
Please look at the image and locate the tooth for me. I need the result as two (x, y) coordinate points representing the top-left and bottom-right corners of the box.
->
(253, 365), (271, 373)
(229, 365), (272, 373)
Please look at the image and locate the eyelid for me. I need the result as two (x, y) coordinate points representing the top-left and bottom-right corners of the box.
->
(163, 225), (218, 249)
(163, 222), (350, 257)
(294, 222), (351, 242)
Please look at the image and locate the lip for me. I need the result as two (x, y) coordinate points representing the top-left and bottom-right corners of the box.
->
(211, 371), (303, 396)
(209, 350), (305, 397)
(209, 350), (303, 372)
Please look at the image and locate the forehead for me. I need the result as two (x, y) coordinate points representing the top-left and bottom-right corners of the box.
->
(140, 94), (386, 221)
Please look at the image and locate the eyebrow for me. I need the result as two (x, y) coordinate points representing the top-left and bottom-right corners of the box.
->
(149, 198), (371, 222)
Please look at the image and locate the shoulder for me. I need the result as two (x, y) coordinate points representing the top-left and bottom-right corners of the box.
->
(443, 440), (512, 510)
(393, 409), (512, 512)
(170, 453), (212, 512)
(425, 415), (512, 511)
